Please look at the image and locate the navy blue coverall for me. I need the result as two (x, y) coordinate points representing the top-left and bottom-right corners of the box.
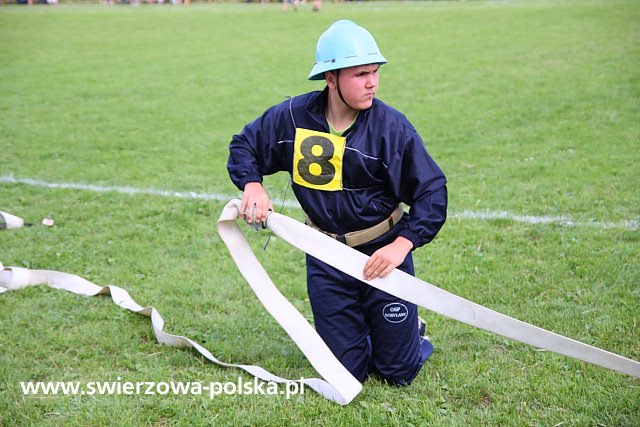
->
(228, 88), (447, 384)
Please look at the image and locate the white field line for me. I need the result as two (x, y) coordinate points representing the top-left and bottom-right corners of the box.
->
(1, 175), (638, 231)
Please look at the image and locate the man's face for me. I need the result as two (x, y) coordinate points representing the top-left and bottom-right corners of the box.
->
(332, 64), (380, 110)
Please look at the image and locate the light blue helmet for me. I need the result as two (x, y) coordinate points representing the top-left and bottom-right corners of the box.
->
(308, 20), (387, 81)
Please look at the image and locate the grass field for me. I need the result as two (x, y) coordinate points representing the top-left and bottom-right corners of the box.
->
(1, 0), (639, 425)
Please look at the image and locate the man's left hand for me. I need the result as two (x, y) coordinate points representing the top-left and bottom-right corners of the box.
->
(363, 236), (413, 281)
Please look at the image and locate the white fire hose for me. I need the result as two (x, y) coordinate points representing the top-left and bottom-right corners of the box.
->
(1, 200), (638, 405)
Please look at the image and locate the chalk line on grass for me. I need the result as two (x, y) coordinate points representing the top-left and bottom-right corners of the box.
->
(1, 175), (637, 230)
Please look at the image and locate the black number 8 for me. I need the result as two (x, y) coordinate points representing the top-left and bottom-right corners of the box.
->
(297, 136), (335, 185)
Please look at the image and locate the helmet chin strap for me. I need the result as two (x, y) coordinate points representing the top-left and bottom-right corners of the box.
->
(334, 70), (356, 111)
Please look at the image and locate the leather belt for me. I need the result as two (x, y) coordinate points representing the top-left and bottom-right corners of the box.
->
(305, 204), (404, 247)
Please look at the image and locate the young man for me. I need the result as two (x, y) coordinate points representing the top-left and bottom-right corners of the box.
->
(227, 20), (447, 386)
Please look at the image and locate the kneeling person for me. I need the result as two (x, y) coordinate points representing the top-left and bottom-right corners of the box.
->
(227, 20), (448, 385)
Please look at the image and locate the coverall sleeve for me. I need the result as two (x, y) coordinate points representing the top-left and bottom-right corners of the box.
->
(227, 105), (291, 191)
(389, 129), (448, 249)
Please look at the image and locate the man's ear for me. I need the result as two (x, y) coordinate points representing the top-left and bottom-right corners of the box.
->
(325, 71), (337, 89)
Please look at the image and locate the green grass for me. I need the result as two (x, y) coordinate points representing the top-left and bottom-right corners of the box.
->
(1, 0), (639, 425)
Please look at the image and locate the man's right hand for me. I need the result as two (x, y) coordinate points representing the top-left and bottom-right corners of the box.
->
(240, 182), (273, 226)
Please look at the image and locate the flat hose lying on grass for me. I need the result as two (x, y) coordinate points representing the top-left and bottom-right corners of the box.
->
(1, 200), (638, 405)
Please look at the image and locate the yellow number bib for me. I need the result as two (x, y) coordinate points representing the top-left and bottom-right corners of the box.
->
(293, 128), (346, 191)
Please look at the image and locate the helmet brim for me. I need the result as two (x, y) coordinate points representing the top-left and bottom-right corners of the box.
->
(308, 54), (387, 81)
